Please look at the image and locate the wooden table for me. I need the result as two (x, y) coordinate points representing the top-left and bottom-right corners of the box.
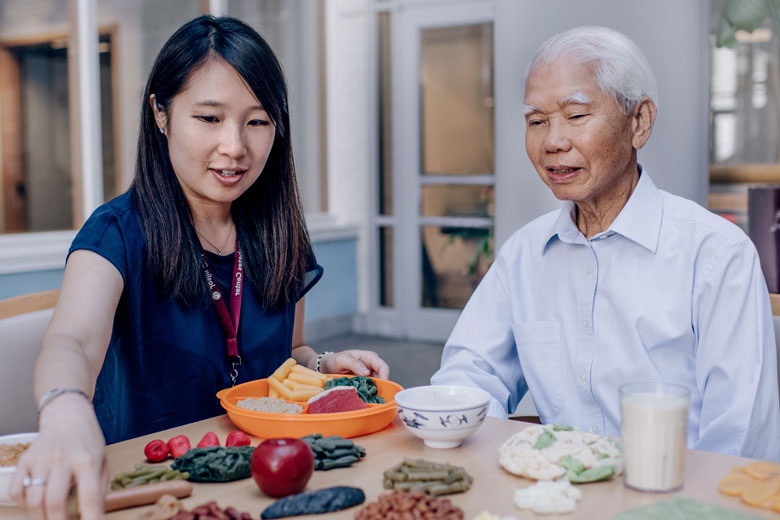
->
(5, 415), (777, 519)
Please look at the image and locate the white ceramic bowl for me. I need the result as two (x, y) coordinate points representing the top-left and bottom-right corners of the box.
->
(394, 385), (490, 448)
(0, 432), (37, 506)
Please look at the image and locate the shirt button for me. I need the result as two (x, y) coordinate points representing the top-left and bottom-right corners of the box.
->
(579, 372), (586, 382)
(591, 426), (599, 433)
(582, 320), (588, 328)
(587, 267), (593, 274)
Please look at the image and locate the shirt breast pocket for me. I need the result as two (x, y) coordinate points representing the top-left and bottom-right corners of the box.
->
(512, 320), (563, 420)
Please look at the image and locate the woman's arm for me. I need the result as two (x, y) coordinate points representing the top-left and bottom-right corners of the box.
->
(290, 297), (318, 369)
(10, 250), (124, 520)
(290, 298), (389, 378)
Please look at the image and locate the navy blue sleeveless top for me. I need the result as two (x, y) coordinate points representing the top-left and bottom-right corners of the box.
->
(69, 192), (322, 444)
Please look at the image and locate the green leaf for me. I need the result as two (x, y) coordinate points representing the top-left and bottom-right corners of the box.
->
(559, 455), (586, 474)
(532, 430), (556, 450)
(552, 424), (574, 431)
(723, 0), (770, 32)
(567, 465), (615, 484)
(716, 16), (740, 48)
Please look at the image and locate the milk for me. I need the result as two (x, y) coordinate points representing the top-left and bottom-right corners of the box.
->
(620, 391), (689, 492)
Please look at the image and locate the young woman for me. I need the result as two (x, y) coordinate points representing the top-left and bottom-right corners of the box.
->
(11, 15), (388, 519)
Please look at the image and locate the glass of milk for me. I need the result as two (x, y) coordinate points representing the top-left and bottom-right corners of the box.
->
(619, 382), (691, 492)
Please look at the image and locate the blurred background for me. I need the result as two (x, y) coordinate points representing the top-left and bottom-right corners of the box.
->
(0, 1), (777, 401)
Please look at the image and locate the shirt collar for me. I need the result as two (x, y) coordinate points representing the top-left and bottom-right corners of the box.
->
(543, 166), (663, 253)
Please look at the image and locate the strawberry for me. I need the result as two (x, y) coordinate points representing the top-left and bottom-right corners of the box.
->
(167, 434), (192, 458)
(196, 431), (221, 448)
(225, 430), (251, 447)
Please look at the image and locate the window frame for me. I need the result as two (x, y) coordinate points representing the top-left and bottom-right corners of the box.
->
(0, 1), (339, 277)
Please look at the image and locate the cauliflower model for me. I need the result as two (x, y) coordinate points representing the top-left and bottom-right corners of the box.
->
(513, 480), (583, 514)
(498, 424), (622, 482)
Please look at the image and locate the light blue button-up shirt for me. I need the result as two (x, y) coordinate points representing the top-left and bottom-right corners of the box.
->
(432, 171), (780, 461)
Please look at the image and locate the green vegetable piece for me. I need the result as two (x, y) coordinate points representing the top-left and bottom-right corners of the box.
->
(567, 465), (615, 483)
(552, 424), (574, 431)
(320, 437), (354, 449)
(384, 471), (407, 482)
(320, 455), (359, 470)
(323, 448), (356, 459)
(171, 446), (254, 482)
(406, 470), (450, 481)
(260, 486), (365, 519)
(532, 430), (556, 450)
(559, 456), (586, 474)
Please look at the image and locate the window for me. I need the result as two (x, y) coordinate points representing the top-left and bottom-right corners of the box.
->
(710, 27), (780, 165)
(0, 0), (329, 276)
(0, 33), (116, 233)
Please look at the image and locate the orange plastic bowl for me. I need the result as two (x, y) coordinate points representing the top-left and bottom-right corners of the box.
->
(216, 376), (403, 439)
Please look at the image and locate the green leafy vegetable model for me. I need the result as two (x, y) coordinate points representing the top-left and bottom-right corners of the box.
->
(171, 446), (254, 482)
(532, 430), (556, 450)
(323, 376), (385, 404)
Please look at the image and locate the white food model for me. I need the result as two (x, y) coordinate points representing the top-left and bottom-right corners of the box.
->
(498, 424), (622, 482)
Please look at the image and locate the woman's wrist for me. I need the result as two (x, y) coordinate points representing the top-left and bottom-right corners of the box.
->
(315, 351), (334, 373)
(37, 389), (93, 429)
(37, 387), (90, 416)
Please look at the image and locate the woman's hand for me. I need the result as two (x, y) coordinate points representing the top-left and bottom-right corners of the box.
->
(9, 395), (108, 520)
(321, 350), (390, 379)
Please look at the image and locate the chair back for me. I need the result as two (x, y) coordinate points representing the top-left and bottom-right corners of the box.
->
(0, 289), (59, 434)
(770, 294), (780, 396)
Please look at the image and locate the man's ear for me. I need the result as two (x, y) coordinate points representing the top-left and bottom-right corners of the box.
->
(150, 94), (167, 133)
(630, 97), (656, 150)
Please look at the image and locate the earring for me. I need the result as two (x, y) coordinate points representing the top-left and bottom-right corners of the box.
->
(159, 127), (165, 135)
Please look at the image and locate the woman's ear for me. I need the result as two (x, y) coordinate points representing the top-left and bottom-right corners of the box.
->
(630, 97), (656, 150)
(150, 94), (167, 133)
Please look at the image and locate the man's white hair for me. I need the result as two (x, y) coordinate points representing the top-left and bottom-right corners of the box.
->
(526, 26), (659, 114)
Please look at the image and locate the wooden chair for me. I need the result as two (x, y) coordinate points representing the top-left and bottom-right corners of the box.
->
(0, 289), (59, 434)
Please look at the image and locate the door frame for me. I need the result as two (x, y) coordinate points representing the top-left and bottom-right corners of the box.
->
(369, 0), (496, 342)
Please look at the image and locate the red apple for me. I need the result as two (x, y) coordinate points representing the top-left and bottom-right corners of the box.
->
(250, 438), (314, 498)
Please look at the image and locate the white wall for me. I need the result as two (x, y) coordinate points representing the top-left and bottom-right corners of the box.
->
(325, 0), (374, 314)
(494, 0), (711, 247)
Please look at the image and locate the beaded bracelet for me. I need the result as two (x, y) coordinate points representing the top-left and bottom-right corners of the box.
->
(315, 351), (334, 373)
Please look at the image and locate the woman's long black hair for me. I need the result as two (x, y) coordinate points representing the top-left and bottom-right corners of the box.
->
(131, 15), (311, 311)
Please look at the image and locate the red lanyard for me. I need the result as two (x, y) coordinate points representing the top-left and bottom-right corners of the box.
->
(200, 240), (244, 386)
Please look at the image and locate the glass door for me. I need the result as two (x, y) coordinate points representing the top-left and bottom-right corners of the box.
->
(379, 2), (495, 341)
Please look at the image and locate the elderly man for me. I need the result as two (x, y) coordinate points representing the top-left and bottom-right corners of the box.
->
(431, 26), (780, 460)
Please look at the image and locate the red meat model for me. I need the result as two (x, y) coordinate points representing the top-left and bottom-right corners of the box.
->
(307, 387), (368, 414)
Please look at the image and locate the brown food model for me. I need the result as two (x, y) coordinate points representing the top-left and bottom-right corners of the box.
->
(307, 387), (368, 414)
(355, 489), (464, 520)
(104, 480), (193, 512)
(0, 443), (30, 466)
